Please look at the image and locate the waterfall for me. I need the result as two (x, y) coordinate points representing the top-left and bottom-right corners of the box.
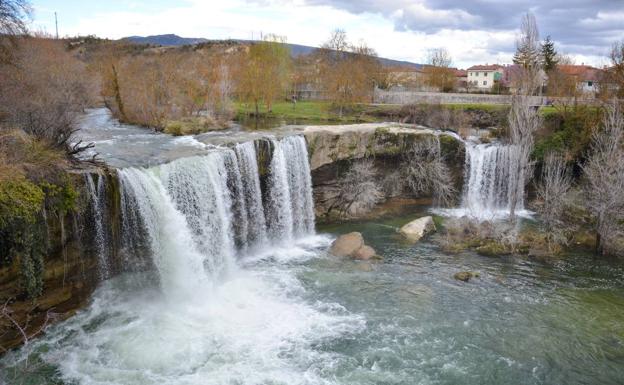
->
(266, 136), (315, 243)
(85, 173), (111, 279)
(460, 142), (526, 219)
(115, 135), (315, 294)
(235, 141), (268, 247)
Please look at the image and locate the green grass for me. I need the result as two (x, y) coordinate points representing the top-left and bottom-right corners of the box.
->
(235, 100), (589, 124)
(235, 101), (386, 123)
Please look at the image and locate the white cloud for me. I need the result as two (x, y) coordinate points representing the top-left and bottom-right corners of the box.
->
(31, 0), (612, 68)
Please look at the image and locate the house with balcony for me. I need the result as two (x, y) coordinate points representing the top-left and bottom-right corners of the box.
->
(467, 64), (504, 90)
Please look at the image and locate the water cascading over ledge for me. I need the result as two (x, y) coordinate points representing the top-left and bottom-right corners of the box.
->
(460, 142), (527, 219)
(115, 135), (315, 294)
(0, 134), (316, 350)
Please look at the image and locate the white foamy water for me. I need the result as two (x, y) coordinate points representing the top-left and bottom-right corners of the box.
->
(6, 235), (363, 385)
(0, 134), (368, 385)
(435, 141), (533, 220)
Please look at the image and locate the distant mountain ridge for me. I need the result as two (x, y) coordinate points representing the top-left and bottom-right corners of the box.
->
(121, 34), (422, 69)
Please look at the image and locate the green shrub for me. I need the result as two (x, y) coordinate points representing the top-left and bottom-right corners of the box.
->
(0, 178), (46, 298)
(0, 178), (45, 228)
(533, 106), (602, 162)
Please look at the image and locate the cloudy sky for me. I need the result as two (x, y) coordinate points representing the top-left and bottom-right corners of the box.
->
(31, 0), (624, 68)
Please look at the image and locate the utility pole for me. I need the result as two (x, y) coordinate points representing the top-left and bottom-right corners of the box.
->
(55, 12), (59, 39)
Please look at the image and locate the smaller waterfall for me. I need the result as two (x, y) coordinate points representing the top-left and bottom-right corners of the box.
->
(460, 142), (526, 219)
(85, 173), (110, 279)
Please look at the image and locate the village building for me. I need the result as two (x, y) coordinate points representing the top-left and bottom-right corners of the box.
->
(557, 64), (602, 95)
(467, 64), (504, 90)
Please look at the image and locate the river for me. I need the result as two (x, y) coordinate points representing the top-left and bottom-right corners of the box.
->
(1, 109), (622, 385)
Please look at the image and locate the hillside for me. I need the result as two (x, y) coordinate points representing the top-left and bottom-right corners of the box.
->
(122, 34), (422, 69)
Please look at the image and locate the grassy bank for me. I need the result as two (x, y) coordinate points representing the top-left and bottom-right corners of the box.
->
(235, 100), (565, 124)
(235, 101), (392, 123)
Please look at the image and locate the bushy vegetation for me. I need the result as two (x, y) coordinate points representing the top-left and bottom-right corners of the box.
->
(0, 131), (78, 298)
(534, 105), (602, 162)
(93, 42), (236, 130)
(0, 26), (88, 299)
(0, 38), (95, 153)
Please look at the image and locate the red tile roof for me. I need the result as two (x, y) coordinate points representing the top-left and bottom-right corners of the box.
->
(558, 65), (601, 82)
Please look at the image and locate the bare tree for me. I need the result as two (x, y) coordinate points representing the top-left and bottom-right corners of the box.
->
(323, 29), (349, 52)
(318, 30), (381, 115)
(423, 48), (456, 92)
(0, 38), (95, 153)
(608, 40), (624, 98)
(237, 34), (291, 115)
(513, 12), (542, 95)
(336, 159), (383, 216)
(536, 152), (574, 250)
(508, 95), (541, 219)
(402, 136), (456, 206)
(581, 101), (624, 256)
(0, 0), (31, 64)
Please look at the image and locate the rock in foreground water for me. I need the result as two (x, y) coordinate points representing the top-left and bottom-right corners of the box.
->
(400, 216), (436, 243)
(454, 271), (480, 282)
(330, 232), (377, 260)
(353, 245), (376, 260)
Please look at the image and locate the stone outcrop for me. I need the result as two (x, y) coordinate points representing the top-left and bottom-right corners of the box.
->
(304, 124), (465, 223)
(329, 232), (377, 260)
(0, 167), (125, 352)
(399, 216), (437, 243)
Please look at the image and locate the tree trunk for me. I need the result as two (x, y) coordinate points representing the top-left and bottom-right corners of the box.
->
(111, 64), (126, 122)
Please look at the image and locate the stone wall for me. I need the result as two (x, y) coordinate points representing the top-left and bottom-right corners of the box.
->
(374, 89), (547, 105)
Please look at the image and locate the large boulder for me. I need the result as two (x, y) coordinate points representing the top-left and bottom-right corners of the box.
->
(399, 216), (436, 243)
(329, 232), (377, 260)
(329, 232), (364, 257)
(353, 245), (376, 260)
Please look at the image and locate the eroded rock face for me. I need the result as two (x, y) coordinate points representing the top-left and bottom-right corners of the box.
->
(329, 232), (377, 260)
(304, 124), (465, 223)
(399, 216), (437, 243)
(0, 168), (125, 352)
(305, 123), (439, 171)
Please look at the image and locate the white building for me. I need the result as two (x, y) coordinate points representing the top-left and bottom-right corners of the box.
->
(467, 65), (504, 90)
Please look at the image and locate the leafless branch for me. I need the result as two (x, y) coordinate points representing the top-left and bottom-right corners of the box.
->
(402, 136), (456, 206)
(536, 152), (575, 249)
(508, 95), (541, 219)
(581, 101), (624, 255)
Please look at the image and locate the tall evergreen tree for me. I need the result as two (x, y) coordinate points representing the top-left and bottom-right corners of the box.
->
(541, 36), (558, 71)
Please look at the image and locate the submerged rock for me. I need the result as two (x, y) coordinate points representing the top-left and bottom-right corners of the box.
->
(399, 216), (436, 243)
(475, 241), (511, 257)
(329, 232), (377, 260)
(454, 271), (480, 282)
